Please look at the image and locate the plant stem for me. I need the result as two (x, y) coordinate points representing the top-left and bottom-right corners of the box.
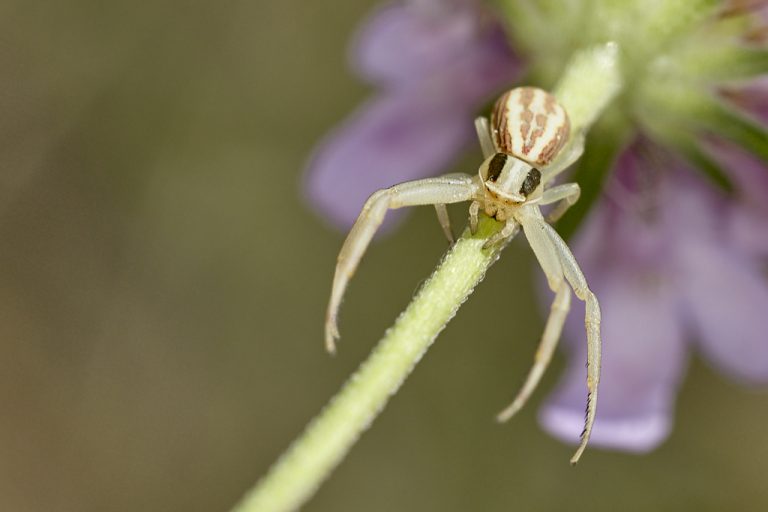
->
(232, 42), (622, 512)
(232, 218), (504, 512)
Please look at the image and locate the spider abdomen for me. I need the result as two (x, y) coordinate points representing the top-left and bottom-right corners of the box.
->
(491, 87), (570, 167)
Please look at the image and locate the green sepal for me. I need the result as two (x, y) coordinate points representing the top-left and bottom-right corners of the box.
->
(710, 47), (768, 82)
(626, 0), (722, 51)
(637, 81), (768, 176)
(677, 44), (768, 82)
(666, 6), (764, 82)
(695, 100), (768, 164)
(636, 102), (736, 192)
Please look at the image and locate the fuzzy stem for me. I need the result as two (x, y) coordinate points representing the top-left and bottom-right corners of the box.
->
(233, 219), (505, 512)
(232, 43), (622, 512)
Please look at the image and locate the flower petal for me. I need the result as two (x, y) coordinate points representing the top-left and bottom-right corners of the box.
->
(729, 206), (768, 257)
(708, 140), (768, 256)
(539, 172), (690, 453)
(351, 2), (517, 98)
(680, 239), (768, 384)
(540, 266), (688, 453)
(304, 93), (473, 229)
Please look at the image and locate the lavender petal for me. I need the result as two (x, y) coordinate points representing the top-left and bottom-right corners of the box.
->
(540, 266), (688, 452)
(708, 140), (768, 257)
(680, 239), (768, 384)
(304, 93), (474, 230)
(351, 2), (517, 98)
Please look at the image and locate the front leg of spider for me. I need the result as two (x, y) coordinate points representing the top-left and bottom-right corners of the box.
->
(324, 174), (480, 353)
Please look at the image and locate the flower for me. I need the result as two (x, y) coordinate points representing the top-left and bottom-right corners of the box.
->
(541, 141), (768, 452)
(304, 0), (517, 229)
(305, 0), (768, 453)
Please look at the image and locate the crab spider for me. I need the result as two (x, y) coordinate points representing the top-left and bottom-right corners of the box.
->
(324, 87), (601, 464)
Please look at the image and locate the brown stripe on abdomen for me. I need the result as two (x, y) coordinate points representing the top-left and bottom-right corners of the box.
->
(488, 86), (571, 166)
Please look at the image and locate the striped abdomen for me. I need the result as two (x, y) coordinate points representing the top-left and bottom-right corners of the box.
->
(491, 87), (570, 167)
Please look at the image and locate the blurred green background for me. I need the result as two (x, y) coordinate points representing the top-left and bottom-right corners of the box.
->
(1, 1), (767, 511)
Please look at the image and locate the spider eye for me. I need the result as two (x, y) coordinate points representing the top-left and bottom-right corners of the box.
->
(486, 153), (507, 182)
(519, 168), (541, 196)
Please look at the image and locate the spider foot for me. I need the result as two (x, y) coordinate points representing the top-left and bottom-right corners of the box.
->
(324, 320), (340, 355)
(495, 398), (523, 423)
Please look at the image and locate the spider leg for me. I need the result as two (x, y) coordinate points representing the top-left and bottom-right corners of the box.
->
(482, 219), (520, 249)
(468, 200), (480, 235)
(431, 173), (477, 244)
(497, 280), (571, 422)
(518, 208), (564, 292)
(474, 116), (496, 158)
(325, 174), (481, 353)
(540, 183), (581, 223)
(434, 204), (454, 244)
(495, 208), (566, 422)
(514, 206), (600, 464)
(539, 217), (601, 465)
(542, 133), (585, 184)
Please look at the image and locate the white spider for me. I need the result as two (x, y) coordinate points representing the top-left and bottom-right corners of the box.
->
(324, 87), (602, 464)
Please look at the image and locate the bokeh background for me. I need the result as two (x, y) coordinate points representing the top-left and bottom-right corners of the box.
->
(2, 1), (767, 511)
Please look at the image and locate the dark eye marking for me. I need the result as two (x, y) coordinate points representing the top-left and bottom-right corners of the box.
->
(487, 153), (507, 182)
(519, 168), (541, 196)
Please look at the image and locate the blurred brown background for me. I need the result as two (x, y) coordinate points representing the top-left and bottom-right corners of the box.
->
(1, 1), (766, 511)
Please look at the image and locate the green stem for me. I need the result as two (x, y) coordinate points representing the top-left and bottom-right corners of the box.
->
(233, 218), (504, 512)
(232, 42), (622, 512)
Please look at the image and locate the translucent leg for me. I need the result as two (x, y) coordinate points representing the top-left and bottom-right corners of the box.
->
(433, 172), (478, 243)
(482, 219), (520, 249)
(542, 133), (585, 183)
(497, 280), (571, 422)
(540, 219), (601, 465)
(434, 204), (454, 244)
(540, 183), (581, 223)
(325, 174), (480, 353)
(474, 116), (496, 158)
(469, 201), (480, 234)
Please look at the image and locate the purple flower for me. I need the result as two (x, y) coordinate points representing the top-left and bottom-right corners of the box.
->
(305, 0), (768, 453)
(304, 0), (517, 229)
(540, 141), (768, 452)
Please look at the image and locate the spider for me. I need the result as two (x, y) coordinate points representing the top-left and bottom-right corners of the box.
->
(323, 86), (601, 464)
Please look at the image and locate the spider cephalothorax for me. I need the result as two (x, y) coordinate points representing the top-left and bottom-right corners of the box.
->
(324, 86), (601, 465)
